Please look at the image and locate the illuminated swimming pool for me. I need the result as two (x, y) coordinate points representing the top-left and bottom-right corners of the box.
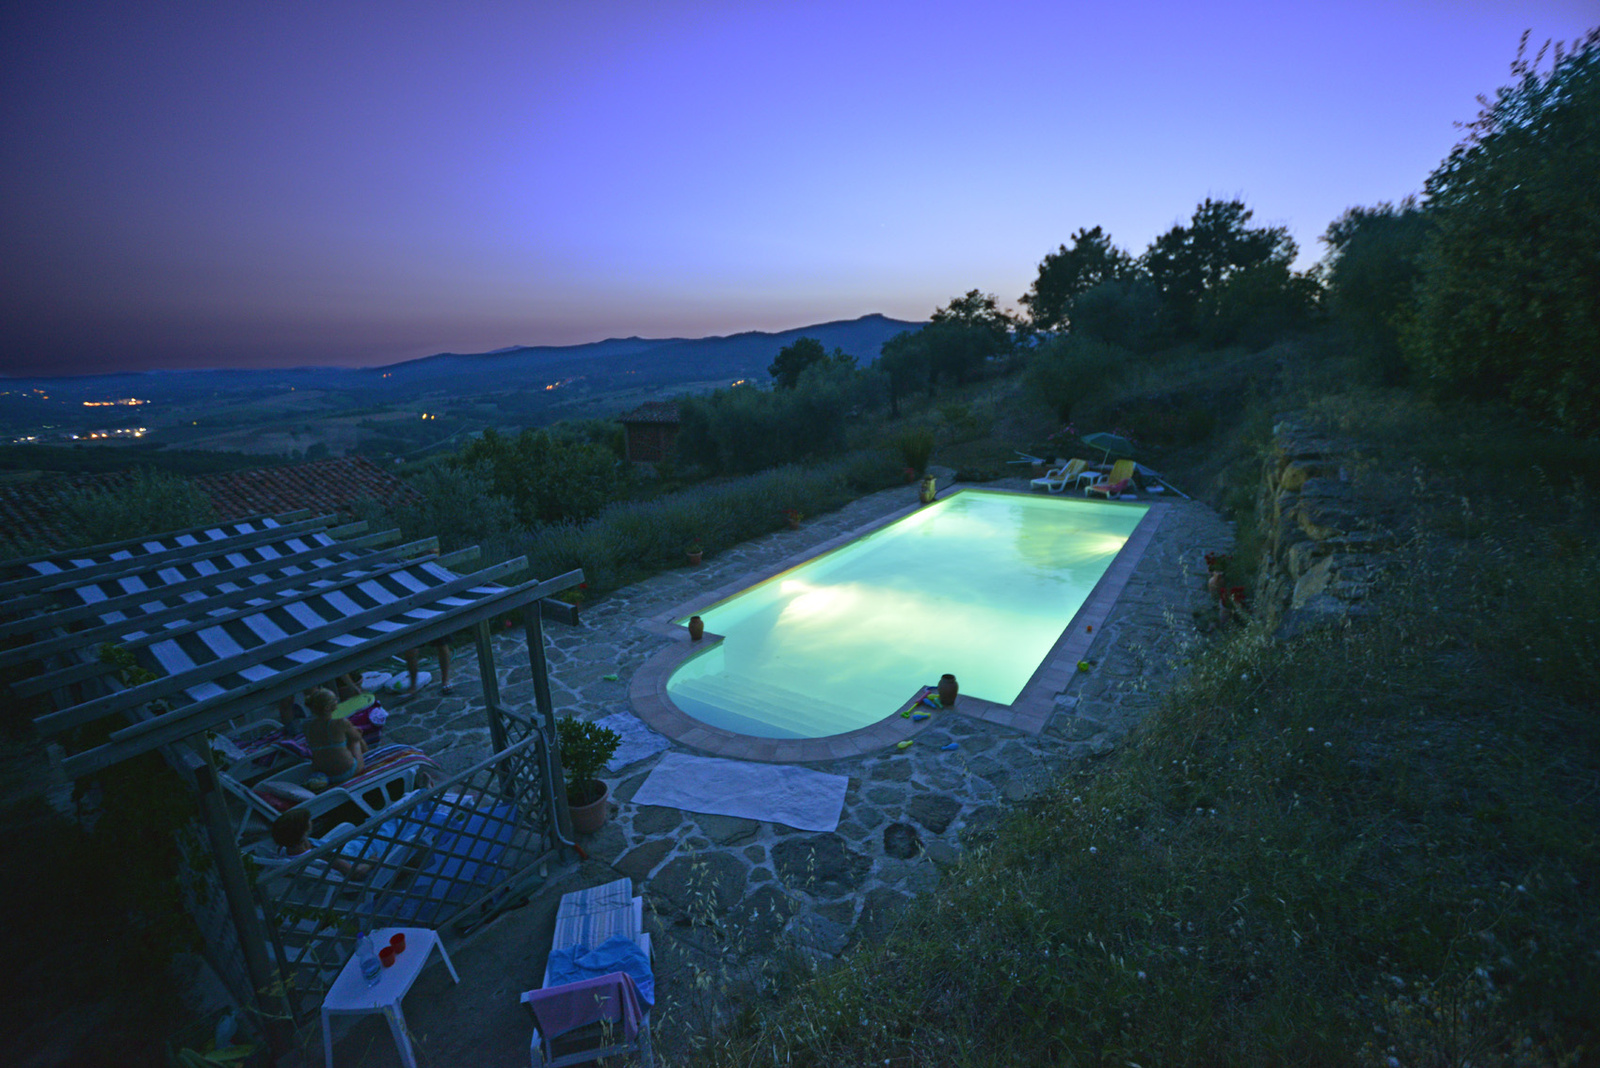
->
(667, 489), (1148, 739)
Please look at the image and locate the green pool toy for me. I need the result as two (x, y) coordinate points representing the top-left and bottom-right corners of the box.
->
(333, 692), (376, 719)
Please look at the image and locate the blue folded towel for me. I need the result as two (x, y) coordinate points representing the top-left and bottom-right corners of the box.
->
(547, 934), (655, 1006)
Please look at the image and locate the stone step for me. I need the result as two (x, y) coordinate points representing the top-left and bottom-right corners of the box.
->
(668, 672), (873, 739)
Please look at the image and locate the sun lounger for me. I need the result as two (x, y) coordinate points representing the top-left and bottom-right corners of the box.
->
(521, 877), (655, 1067)
(1031, 458), (1090, 493)
(217, 695), (387, 779)
(220, 743), (441, 838)
(1085, 459), (1138, 499)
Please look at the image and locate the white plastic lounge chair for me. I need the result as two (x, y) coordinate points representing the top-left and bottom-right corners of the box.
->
(1030, 458), (1090, 493)
(271, 744), (441, 820)
(220, 770), (351, 839)
(521, 877), (654, 1067)
(220, 744), (441, 838)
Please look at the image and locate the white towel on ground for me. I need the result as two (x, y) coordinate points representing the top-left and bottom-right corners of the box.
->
(629, 753), (847, 833)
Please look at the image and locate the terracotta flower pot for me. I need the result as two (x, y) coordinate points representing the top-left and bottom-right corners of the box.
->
(687, 551), (702, 566)
(568, 780), (610, 835)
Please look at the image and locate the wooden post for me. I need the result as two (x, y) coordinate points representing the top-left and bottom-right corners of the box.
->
(193, 756), (293, 1057)
(473, 620), (508, 753)
(523, 603), (574, 841)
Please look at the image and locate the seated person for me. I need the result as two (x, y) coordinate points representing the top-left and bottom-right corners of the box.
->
(277, 672), (366, 733)
(270, 809), (370, 878)
(303, 687), (366, 784)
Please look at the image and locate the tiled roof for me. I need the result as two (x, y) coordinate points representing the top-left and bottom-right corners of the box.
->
(194, 455), (422, 522)
(0, 455), (423, 554)
(617, 400), (680, 425)
(0, 471), (135, 552)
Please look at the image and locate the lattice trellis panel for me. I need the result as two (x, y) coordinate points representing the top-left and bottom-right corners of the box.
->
(252, 730), (560, 1005)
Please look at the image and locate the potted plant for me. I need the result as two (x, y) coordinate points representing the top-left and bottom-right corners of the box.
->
(686, 538), (703, 566)
(783, 508), (804, 530)
(556, 715), (622, 834)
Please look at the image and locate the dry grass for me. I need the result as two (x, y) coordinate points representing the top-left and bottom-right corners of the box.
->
(667, 387), (1600, 1067)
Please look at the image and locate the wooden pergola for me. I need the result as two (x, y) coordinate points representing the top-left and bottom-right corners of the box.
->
(0, 510), (584, 1054)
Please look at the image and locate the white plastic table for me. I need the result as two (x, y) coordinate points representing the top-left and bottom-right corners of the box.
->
(321, 926), (458, 1068)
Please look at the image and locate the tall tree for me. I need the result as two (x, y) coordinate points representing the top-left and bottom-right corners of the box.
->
(1140, 198), (1296, 338)
(455, 426), (618, 525)
(877, 329), (931, 417)
(1318, 198), (1432, 382)
(769, 337), (825, 390)
(1403, 30), (1600, 431)
(1020, 226), (1134, 331)
(769, 336), (855, 389)
(926, 290), (1017, 385)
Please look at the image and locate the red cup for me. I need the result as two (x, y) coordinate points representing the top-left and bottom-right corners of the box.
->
(379, 946), (395, 968)
(390, 932), (406, 954)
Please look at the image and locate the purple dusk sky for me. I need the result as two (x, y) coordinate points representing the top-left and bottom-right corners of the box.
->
(1, 1), (1593, 376)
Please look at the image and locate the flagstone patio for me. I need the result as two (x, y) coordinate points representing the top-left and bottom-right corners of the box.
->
(308, 476), (1234, 1065)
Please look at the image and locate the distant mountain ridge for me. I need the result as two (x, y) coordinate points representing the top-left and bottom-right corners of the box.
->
(2, 314), (923, 399)
(369, 313), (921, 390)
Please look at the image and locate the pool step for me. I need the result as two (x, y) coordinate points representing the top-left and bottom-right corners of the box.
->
(668, 672), (875, 739)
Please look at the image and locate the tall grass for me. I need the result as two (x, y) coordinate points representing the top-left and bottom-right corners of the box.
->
(521, 450), (902, 592)
(677, 386), (1600, 1066)
(689, 533), (1599, 1065)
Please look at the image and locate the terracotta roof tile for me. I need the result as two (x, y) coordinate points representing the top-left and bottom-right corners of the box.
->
(0, 455), (423, 554)
(194, 455), (422, 522)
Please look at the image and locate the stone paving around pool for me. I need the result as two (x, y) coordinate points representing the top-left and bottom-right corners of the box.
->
(332, 476), (1234, 1063)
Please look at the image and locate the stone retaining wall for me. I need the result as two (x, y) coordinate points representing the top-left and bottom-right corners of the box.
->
(1254, 413), (1403, 636)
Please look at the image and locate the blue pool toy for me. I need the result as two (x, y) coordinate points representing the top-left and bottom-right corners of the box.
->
(941, 742), (959, 751)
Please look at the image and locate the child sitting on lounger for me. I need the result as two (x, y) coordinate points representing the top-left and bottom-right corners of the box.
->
(302, 687), (366, 784)
(270, 809), (371, 878)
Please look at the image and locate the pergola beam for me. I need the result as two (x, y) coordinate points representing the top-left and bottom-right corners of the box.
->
(0, 510), (309, 572)
(35, 557), (531, 736)
(59, 569), (583, 779)
(10, 543), (475, 697)
(0, 528), (407, 648)
(0, 514), (340, 603)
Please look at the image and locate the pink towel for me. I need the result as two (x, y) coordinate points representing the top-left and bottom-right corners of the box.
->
(1087, 478), (1131, 498)
(523, 971), (644, 1044)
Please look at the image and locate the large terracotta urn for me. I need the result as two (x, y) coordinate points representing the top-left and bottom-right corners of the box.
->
(688, 615), (705, 642)
(938, 673), (959, 708)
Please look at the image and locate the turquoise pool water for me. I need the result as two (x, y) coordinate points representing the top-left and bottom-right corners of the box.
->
(667, 489), (1148, 739)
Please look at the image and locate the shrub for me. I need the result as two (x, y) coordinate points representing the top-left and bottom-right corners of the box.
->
(1024, 334), (1131, 424)
(0, 468), (218, 558)
(1403, 31), (1600, 432)
(519, 451), (901, 594)
(677, 365), (866, 476)
(892, 427), (935, 476)
(455, 426), (621, 525)
(555, 715), (622, 804)
(363, 459), (524, 557)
